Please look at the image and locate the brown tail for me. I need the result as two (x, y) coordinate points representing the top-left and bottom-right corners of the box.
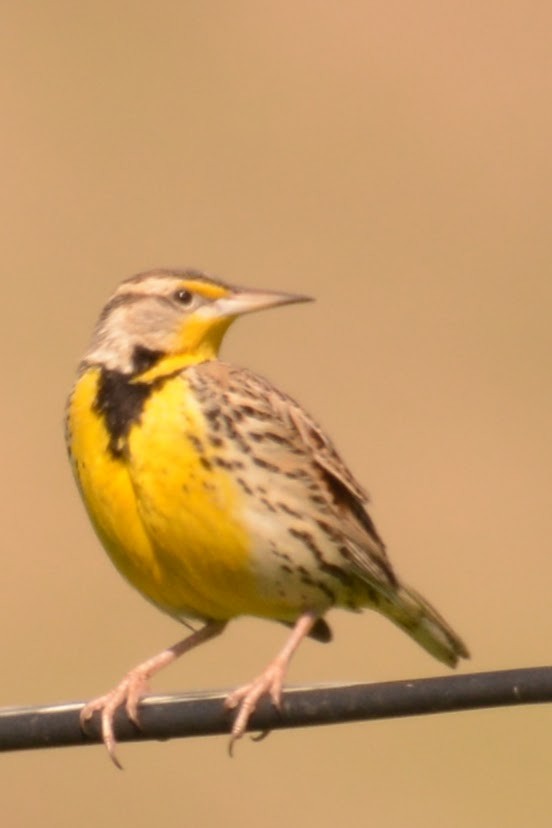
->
(378, 582), (469, 667)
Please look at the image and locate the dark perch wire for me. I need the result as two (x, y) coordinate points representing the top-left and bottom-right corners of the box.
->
(1, 667), (551, 754)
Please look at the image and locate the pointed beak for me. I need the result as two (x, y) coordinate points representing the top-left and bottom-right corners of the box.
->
(211, 288), (314, 318)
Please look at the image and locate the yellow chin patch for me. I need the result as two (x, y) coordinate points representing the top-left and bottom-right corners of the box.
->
(174, 313), (233, 363)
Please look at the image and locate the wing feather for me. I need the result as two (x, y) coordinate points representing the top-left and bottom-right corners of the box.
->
(190, 362), (398, 590)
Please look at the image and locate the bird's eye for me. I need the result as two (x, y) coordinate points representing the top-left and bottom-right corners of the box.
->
(173, 289), (194, 307)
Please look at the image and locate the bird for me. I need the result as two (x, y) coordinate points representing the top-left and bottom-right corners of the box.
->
(66, 268), (469, 766)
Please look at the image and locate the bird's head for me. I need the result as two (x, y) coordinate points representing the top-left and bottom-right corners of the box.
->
(83, 269), (313, 374)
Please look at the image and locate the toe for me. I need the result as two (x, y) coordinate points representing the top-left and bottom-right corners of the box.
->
(102, 709), (123, 770)
(126, 677), (149, 727)
(224, 682), (252, 711)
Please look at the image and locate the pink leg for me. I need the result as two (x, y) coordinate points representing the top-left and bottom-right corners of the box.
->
(81, 620), (226, 768)
(225, 611), (318, 753)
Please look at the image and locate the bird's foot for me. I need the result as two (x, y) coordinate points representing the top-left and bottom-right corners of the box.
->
(80, 622), (227, 768)
(80, 666), (151, 769)
(225, 656), (286, 755)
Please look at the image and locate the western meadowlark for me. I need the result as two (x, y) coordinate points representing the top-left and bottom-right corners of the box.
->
(66, 268), (468, 765)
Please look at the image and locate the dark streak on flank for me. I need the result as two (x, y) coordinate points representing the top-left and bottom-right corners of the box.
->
(269, 541), (291, 560)
(260, 497), (277, 513)
(288, 526), (350, 587)
(283, 468), (308, 480)
(236, 477), (254, 495)
(311, 579), (336, 604)
(214, 456), (245, 471)
(315, 518), (342, 543)
(247, 430), (290, 447)
(295, 564), (335, 600)
(221, 414), (251, 453)
(263, 432), (289, 445)
(239, 404), (272, 421)
(251, 456), (280, 473)
(204, 407), (221, 430)
(275, 501), (302, 518)
(187, 433), (204, 453)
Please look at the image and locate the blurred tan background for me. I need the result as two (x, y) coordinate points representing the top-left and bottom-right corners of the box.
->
(1, 2), (551, 826)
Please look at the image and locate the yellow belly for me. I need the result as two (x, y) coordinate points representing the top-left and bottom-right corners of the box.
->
(67, 368), (262, 621)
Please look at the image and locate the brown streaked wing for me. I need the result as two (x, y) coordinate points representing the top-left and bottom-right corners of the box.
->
(188, 361), (398, 589)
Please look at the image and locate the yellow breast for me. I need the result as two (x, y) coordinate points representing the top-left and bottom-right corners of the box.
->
(67, 367), (261, 620)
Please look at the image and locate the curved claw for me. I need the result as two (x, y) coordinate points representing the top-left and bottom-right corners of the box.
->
(250, 729), (272, 743)
(225, 663), (285, 755)
(224, 612), (318, 755)
(79, 622), (228, 767)
(79, 671), (150, 769)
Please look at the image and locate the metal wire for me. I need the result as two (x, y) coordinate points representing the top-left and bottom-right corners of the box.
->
(1, 666), (551, 754)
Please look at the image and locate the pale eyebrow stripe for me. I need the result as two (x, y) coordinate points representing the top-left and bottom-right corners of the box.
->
(97, 291), (177, 325)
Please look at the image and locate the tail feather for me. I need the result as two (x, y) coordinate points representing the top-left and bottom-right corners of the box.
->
(379, 582), (469, 667)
